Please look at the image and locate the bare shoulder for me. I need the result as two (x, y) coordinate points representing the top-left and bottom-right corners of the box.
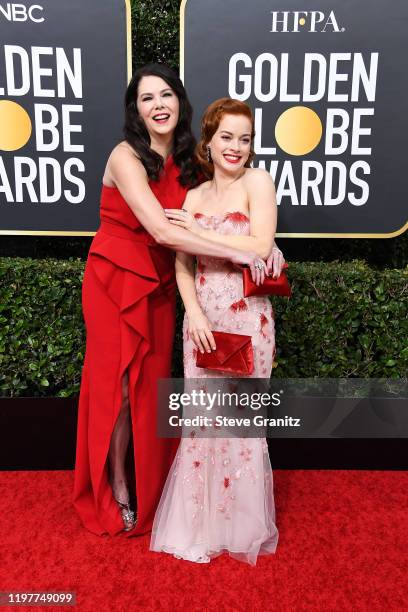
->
(183, 180), (211, 213)
(243, 167), (275, 189)
(105, 141), (147, 185)
(110, 141), (143, 166)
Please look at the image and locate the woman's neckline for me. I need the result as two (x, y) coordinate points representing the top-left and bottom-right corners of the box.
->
(102, 154), (174, 190)
(194, 211), (250, 221)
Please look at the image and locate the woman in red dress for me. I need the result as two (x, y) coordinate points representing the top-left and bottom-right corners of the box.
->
(73, 64), (284, 537)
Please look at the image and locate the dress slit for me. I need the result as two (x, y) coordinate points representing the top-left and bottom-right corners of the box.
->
(106, 370), (138, 516)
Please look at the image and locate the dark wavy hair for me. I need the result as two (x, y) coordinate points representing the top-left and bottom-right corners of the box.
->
(123, 63), (200, 187)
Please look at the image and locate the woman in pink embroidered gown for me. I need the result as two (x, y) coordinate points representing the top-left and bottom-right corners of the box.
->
(150, 98), (279, 565)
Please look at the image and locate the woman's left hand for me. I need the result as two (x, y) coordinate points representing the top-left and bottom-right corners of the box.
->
(266, 246), (285, 279)
(164, 208), (202, 235)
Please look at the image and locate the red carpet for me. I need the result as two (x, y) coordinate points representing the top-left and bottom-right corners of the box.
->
(0, 470), (407, 611)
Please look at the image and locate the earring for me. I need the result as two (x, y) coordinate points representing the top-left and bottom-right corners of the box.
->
(206, 146), (212, 163)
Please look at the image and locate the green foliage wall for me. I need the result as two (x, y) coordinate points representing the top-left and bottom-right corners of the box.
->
(0, 1), (406, 398)
(131, 0), (180, 71)
(1, 258), (406, 397)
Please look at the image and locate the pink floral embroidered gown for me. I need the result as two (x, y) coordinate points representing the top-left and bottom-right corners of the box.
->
(150, 211), (279, 565)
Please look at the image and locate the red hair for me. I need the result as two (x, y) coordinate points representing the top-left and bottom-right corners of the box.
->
(195, 98), (255, 179)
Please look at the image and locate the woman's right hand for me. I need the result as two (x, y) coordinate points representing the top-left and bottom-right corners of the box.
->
(230, 250), (267, 286)
(186, 309), (216, 354)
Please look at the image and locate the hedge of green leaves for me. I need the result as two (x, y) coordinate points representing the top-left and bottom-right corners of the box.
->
(132, 0), (180, 71)
(1, 257), (406, 397)
(0, 259), (84, 397)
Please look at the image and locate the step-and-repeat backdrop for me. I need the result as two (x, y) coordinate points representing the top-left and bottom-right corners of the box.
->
(0, 0), (130, 234)
(1, 0), (407, 237)
(182, 0), (408, 237)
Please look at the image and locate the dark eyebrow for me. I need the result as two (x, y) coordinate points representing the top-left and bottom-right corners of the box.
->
(139, 88), (172, 97)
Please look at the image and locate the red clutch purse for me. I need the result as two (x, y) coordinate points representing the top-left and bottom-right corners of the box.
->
(196, 331), (254, 375)
(241, 263), (291, 297)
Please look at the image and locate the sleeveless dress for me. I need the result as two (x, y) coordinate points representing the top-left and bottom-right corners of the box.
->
(73, 155), (187, 537)
(150, 211), (279, 564)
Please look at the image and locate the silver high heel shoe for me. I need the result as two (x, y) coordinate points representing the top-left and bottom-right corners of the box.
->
(109, 478), (136, 532)
(115, 498), (136, 532)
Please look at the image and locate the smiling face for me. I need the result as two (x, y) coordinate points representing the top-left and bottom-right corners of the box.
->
(209, 113), (252, 174)
(136, 75), (180, 139)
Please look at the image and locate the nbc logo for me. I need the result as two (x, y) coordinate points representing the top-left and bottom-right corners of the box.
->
(0, 3), (44, 23)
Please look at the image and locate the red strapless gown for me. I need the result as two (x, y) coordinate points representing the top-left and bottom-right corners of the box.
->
(73, 155), (187, 537)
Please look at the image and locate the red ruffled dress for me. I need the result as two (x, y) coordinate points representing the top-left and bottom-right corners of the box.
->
(73, 155), (187, 537)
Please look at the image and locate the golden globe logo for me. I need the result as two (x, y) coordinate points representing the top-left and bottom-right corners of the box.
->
(229, 51), (378, 206)
(0, 3), (44, 22)
(0, 45), (85, 204)
(182, 0), (408, 235)
(270, 10), (344, 33)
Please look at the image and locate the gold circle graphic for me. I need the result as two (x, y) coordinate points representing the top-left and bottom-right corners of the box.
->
(299, 18), (306, 25)
(0, 100), (32, 151)
(275, 106), (322, 156)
